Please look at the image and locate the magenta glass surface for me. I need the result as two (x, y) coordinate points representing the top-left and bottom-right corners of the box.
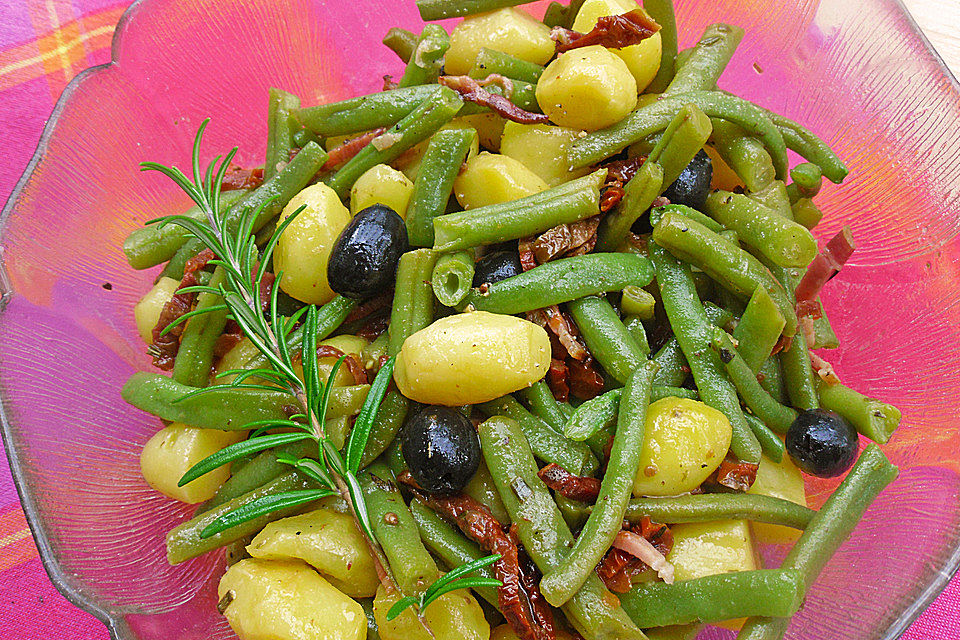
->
(0, 0), (958, 638)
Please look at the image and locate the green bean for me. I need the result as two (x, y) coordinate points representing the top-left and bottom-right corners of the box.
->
(432, 251), (476, 307)
(541, 363), (656, 606)
(621, 569), (804, 628)
(382, 438), (407, 477)
(518, 380), (571, 432)
(291, 127), (320, 149)
(652, 302), (733, 387)
(244, 295), (356, 371)
(763, 108), (848, 184)
(704, 191), (817, 268)
(748, 180), (793, 220)
(358, 390), (411, 469)
(711, 327), (798, 434)
(595, 160), (664, 252)
(650, 242), (762, 463)
(709, 119), (775, 192)
(399, 25), (449, 88)
(172, 266), (228, 387)
(763, 261), (818, 410)
(463, 459), (511, 524)
(167, 471), (316, 564)
(733, 286), (785, 372)
(161, 142), (329, 279)
(361, 332), (390, 373)
(123, 190), (246, 270)
(265, 88), (301, 180)
(567, 295), (648, 385)
(744, 413), (786, 463)
(478, 416), (648, 640)
(327, 88), (463, 198)
(569, 92), (787, 179)
(297, 86), (438, 138)
(624, 493), (813, 528)
(201, 438), (317, 513)
(736, 445), (898, 640)
(464, 254), (653, 315)
(621, 286), (656, 320)
(663, 23), (744, 95)
(786, 162), (823, 203)
(383, 27), (418, 63)
(649, 202), (723, 233)
(791, 197), (823, 230)
(645, 624), (702, 640)
(416, 0), (536, 20)
(360, 462), (440, 594)
(555, 493), (591, 532)
(409, 499), (500, 606)
(433, 169), (607, 252)
(758, 356), (787, 404)
(623, 315), (652, 356)
(388, 248), (439, 356)
(406, 128), (476, 246)
(121, 372), (368, 429)
(643, 0), (678, 93)
(816, 380), (901, 444)
(674, 47), (693, 70)
(477, 395), (598, 476)
(564, 384), (699, 443)
(647, 103), (713, 188)
(543, 1), (568, 27)
(469, 47), (545, 84)
(652, 210), (798, 337)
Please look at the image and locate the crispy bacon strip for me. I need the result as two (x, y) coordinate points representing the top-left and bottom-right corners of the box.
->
(810, 351), (841, 385)
(538, 463), (602, 503)
(321, 128), (387, 170)
(795, 226), (855, 315)
(221, 166), (263, 191)
(315, 344), (368, 385)
(439, 74), (549, 125)
(552, 9), (660, 53)
(598, 517), (674, 592)
(714, 456), (759, 491)
(150, 248), (215, 369)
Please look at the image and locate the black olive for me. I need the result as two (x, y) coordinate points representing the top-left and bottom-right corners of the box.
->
(401, 405), (480, 493)
(472, 249), (522, 288)
(785, 409), (859, 478)
(327, 204), (408, 299)
(662, 149), (713, 211)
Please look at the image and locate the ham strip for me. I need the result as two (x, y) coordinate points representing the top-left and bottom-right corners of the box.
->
(795, 226), (855, 314)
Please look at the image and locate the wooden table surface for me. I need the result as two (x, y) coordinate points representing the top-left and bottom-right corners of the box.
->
(901, 0), (960, 75)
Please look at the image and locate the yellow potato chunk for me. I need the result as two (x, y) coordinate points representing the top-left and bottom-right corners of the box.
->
(374, 584), (488, 640)
(748, 454), (807, 545)
(458, 113), (507, 151)
(668, 520), (757, 631)
(247, 507), (379, 598)
(219, 558), (366, 640)
(492, 624), (579, 640)
(537, 45), (637, 131)
(394, 311), (551, 406)
(133, 276), (181, 343)
(274, 183), (352, 305)
(454, 152), (548, 209)
(140, 423), (245, 503)
(632, 398), (732, 497)
(292, 334), (370, 390)
(500, 122), (591, 186)
(446, 8), (554, 76)
(572, 0), (663, 92)
(350, 164), (415, 219)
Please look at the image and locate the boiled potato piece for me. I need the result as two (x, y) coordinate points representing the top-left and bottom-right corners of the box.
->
(219, 558), (366, 640)
(446, 8), (554, 76)
(140, 422), (246, 503)
(292, 334), (370, 389)
(350, 164), (415, 219)
(247, 507), (379, 598)
(572, 0), (662, 91)
(454, 152), (548, 209)
(374, 583), (488, 640)
(632, 398), (732, 497)
(492, 624), (579, 640)
(458, 113), (507, 151)
(500, 122), (591, 186)
(394, 311), (550, 405)
(133, 276), (180, 343)
(274, 183), (352, 305)
(668, 520), (757, 631)
(537, 45), (637, 131)
(747, 454), (807, 545)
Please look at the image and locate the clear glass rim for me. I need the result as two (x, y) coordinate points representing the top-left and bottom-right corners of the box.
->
(0, 0), (957, 638)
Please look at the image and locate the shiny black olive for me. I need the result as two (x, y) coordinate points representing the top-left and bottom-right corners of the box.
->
(785, 409), (859, 478)
(327, 204), (408, 299)
(401, 405), (480, 493)
(662, 149), (713, 211)
(472, 249), (523, 288)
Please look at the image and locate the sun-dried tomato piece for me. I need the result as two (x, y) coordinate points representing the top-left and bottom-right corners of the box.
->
(547, 358), (570, 402)
(569, 357), (605, 400)
(515, 535), (555, 640)
(537, 463), (601, 503)
(314, 344), (368, 385)
(322, 128), (388, 171)
(552, 9), (660, 53)
(439, 74), (549, 125)
(221, 165), (264, 191)
(604, 156), (647, 184)
(714, 455), (759, 491)
(598, 517), (674, 592)
(600, 183), (625, 212)
(150, 248), (216, 370)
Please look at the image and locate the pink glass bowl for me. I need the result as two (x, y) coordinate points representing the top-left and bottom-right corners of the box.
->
(1, 0), (959, 638)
